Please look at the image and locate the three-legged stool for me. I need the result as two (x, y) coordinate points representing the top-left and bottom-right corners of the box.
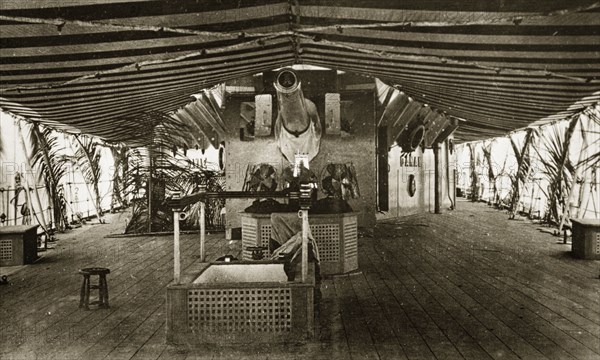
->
(78, 267), (110, 310)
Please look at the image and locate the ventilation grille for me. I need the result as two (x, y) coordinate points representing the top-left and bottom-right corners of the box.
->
(260, 224), (272, 255)
(243, 218), (344, 262)
(241, 218), (258, 260)
(311, 224), (340, 261)
(344, 218), (358, 260)
(188, 288), (292, 333)
(0, 240), (12, 261)
(242, 218), (272, 259)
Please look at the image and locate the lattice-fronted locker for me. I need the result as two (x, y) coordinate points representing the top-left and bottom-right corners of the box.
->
(240, 212), (358, 275)
(0, 225), (38, 266)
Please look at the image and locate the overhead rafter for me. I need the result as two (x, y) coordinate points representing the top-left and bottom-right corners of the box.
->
(1, 0), (599, 145)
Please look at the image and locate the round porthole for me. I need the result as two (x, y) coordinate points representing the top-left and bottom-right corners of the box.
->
(408, 174), (416, 197)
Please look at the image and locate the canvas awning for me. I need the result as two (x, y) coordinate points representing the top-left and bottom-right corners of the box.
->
(1, 0), (599, 143)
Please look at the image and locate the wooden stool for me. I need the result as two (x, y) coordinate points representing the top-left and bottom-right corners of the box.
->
(78, 267), (110, 310)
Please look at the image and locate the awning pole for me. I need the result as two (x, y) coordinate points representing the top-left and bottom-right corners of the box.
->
(147, 144), (153, 234)
(434, 143), (443, 214)
(200, 201), (206, 262)
(173, 210), (181, 284)
(301, 209), (309, 283)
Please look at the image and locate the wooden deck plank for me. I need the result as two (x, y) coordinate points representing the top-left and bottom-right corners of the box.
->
(83, 240), (232, 360)
(1, 228), (158, 356)
(474, 244), (600, 314)
(104, 303), (166, 360)
(476, 211), (598, 278)
(44, 260), (191, 358)
(1, 221), (228, 359)
(44, 236), (230, 360)
(2, 201), (599, 359)
(0, 235), (153, 330)
(417, 215), (600, 358)
(12, 237), (172, 341)
(442, 267), (585, 360)
(438, 208), (600, 307)
(347, 273), (398, 344)
(317, 278), (352, 358)
(518, 280), (600, 326)
(365, 241), (516, 360)
(465, 270), (599, 360)
(361, 243), (491, 360)
(385, 239), (549, 360)
(347, 272), (408, 360)
(359, 246), (443, 360)
(357, 273), (438, 359)
(432, 207), (598, 281)
(0, 213), (142, 310)
(0, 235), (143, 327)
(156, 345), (188, 360)
(333, 275), (380, 359)
(81, 301), (166, 360)
(417, 209), (599, 321)
(381, 205), (600, 360)
(128, 319), (167, 360)
(410, 234), (580, 360)
(10, 236), (196, 359)
(497, 277), (600, 343)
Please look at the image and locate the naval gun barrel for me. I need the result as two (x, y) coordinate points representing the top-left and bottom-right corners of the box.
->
(273, 68), (312, 136)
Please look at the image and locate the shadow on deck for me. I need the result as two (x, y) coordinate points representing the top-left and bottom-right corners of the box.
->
(1, 201), (598, 359)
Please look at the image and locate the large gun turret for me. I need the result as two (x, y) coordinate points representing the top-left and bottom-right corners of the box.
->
(273, 68), (322, 162)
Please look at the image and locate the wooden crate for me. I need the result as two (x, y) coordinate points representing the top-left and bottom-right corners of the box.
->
(571, 218), (600, 260)
(0, 225), (38, 266)
(166, 261), (315, 345)
(240, 212), (358, 275)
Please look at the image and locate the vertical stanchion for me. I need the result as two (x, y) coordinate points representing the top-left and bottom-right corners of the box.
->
(171, 191), (182, 284)
(434, 143), (442, 214)
(23, 182), (35, 226)
(301, 209), (309, 283)
(453, 169), (458, 210)
(173, 210), (181, 284)
(200, 201), (206, 262)
(147, 144), (153, 234)
(4, 187), (9, 226)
